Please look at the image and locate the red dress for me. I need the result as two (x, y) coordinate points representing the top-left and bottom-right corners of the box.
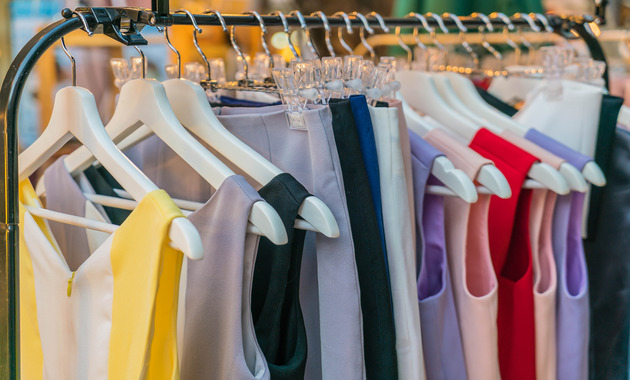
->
(469, 128), (539, 380)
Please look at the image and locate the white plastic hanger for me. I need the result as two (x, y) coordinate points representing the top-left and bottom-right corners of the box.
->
(59, 41), (288, 246)
(396, 69), (570, 195)
(170, 10), (339, 237)
(435, 72), (588, 192)
(19, 34), (203, 260)
(400, 95), (511, 199)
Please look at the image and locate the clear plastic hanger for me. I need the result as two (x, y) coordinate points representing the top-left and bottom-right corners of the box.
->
(21, 14), (203, 260)
(58, 27), (289, 245)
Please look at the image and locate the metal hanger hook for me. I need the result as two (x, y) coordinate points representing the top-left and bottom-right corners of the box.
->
(443, 13), (479, 68)
(311, 11), (335, 57)
(290, 10), (318, 58)
(471, 12), (503, 61)
(245, 11), (273, 68)
(160, 25), (181, 79)
(229, 25), (249, 80)
(407, 12), (433, 33)
(71, 10), (94, 37)
(426, 12), (449, 34)
(175, 9), (210, 80)
(514, 12), (541, 32)
(60, 37), (77, 86)
(395, 26), (413, 67)
(532, 13), (553, 32)
(350, 12), (376, 59)
(202, 9), (228, 32)
(271, 11), (300, 59)
(133, 45), (146, 79)
(490, 12), (516, 30)
(367, 11), (390, 32)
(471, 12), (494, 32)
(332, 11), (354, 55)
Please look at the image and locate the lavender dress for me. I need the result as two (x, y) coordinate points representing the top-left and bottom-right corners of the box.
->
(409, 130), (467, 380)
(526, 129), (590, 380)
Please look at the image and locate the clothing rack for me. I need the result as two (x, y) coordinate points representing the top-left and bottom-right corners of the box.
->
(0, 0), (608, 377)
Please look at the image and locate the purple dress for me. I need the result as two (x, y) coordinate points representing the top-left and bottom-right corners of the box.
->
(526, 129), (590, 380)
(409, 130), (468, 380)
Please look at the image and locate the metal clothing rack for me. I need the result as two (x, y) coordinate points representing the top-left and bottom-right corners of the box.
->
(0, 0), (608, 377)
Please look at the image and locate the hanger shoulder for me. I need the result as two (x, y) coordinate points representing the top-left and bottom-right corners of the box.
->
(18, 87), (90, 181)
(298, 196), (340, 238)
(431, 156), (478, 203)
(396, 70), (479, 140)
(164, 79), (340, 237)
(477, 164), (512, 199)
(163, 78), (281, 185)
(582, 161), (606, 186)
(444, 72), (528, 135)
(558, 162), (589, 192)
(250, 201), (288, 245)
(529, 162), (570, 194)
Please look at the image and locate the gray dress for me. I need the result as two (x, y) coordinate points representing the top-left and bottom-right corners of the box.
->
(128, 105), (366, 380)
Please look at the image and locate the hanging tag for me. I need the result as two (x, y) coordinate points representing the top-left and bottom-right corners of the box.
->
(286, 111), (307, 131)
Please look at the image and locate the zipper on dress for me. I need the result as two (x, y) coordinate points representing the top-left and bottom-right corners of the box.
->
(67, 271), (76, 297)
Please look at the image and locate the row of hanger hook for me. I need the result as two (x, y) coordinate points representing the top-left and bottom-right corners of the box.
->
(64, 9), (556, 85)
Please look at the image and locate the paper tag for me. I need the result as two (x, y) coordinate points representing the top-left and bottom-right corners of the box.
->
(286, 112), (307, 131)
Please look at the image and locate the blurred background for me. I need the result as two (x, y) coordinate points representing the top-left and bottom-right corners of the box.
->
(0, 0), (627, 150)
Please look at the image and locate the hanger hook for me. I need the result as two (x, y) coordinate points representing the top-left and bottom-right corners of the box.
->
(133, 45), (146, 79)
(395, 26), (413, 68)
(245, 11), (273, 69)
(159, 25), (181, 79)
(490, 12), (521, 62)
(471, 12), (494, 32)
(291, 10), (318, 58)
(367, 11), (390, 32)
(426, 12), (449, 34)
(490, 12), (515, 30)
(202, 9), (228, 32)
(442, 12), (467, 33)
(174, 9), (210, 80)
(532, 13), (553, 32)
(443, 13), (479, 68)
(350, 12), (376, 59)
(513, 12), (541, 32)
(60, 37), (77, 86)
(229, 25), (249, 80)
(71, 10), (95, 37)
(471, 12), (503, 62)
(332, 11), (354, 55)
(311, 11), (335, 57)
(271, 11), (300, 60)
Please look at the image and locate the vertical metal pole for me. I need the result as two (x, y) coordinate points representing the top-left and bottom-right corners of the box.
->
(0, 17), (82, 380)
(152, 0), (169, 16)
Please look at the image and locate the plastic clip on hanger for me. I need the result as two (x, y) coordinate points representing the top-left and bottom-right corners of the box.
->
(20, 19), (203, 260)
(60, 30), (289, 245)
